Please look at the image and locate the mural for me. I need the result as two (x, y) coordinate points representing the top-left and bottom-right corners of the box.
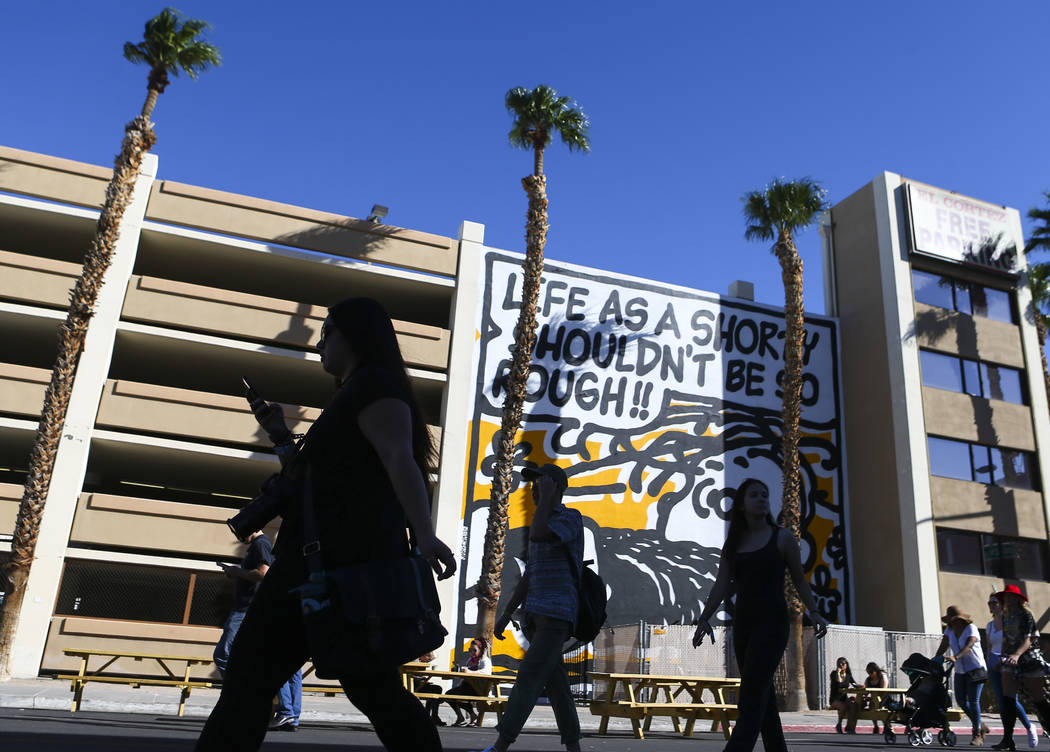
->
(455, 251), (848, 667)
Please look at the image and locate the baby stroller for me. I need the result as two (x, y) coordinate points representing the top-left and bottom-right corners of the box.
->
(879, 653), (957, 747)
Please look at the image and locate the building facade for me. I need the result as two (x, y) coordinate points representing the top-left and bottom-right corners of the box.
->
(3, 146), (1049, 679)
(824, 173), (1050, 633)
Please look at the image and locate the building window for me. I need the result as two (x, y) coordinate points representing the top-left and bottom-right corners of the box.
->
(927, 436), (1037, 490)
(937, 528), (1049, 581)
(912, 269), (1016, 324)
(919, 349), (1026, 404)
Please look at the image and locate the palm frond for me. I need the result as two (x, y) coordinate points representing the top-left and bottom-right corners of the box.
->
(741, 177), (827, 248)
(124, 6), (220, 80)
(1027, 262), (1050, 329)
(1026, 191), (1050, 255)
(505, 84), (590, 153)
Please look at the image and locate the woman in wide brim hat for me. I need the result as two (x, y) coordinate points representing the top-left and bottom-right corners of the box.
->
(936, 605), (989, 744)
(992, 585), (1050, 750)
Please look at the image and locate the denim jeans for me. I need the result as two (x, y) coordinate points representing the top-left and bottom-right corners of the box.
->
(989, 665), (1031, 730)
(213, 609), (247, 677)
(496, 614), (580, 746)
(954, 671), (985, 732)
(275, 669), (302, 723)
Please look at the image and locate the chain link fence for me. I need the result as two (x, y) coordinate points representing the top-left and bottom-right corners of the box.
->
(591, 622), (945, 709)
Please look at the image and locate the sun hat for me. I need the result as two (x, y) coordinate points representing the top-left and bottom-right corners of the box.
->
(940, 605), (972, 625)
(520, 463), (569, 492)
(993, 584), (1028, 603)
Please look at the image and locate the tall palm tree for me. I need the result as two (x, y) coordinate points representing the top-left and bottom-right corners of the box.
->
(1025, 192), (1050, 416)
(474, 86), (589, 643)
(742, 177), (827, 710)
(0, 7), (219, 679)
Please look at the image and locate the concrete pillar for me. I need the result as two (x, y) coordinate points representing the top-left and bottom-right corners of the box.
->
(9, 154), (158, 678)
(430, 220), (485, 662)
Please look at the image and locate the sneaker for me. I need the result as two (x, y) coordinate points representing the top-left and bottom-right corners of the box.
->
(268, 715), (298, 732)
(1028, 727), (1039, 748)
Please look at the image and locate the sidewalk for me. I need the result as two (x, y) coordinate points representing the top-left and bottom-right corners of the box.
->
(0, 676), (1009, 735)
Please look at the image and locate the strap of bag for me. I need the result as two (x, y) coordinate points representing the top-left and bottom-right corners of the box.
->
(299, 464), (326, 577)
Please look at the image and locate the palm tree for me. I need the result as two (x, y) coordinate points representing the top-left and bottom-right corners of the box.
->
(1025, 193), (1050, 416)
(0, 8), (219, 679)
(474, 86), (589, 643)
(742, 177), (827, 710)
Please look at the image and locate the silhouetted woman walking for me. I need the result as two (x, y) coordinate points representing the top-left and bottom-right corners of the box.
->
(195, 297), (456, 752)
(692, 478), (829, 752)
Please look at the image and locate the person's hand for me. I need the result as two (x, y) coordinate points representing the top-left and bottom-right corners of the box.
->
(218, 562), (237, 579)
(417, 533), (457, 580)
(692, 618), (715, 648)
(1005, 654), (1019, 666)
(944, 654), (956, 663)
(493, 614), (511, 640)
(810, 611), (830, 639)
(248, 396), (290, 440)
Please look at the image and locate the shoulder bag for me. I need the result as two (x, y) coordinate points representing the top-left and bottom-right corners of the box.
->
(295, 466), (447, 679)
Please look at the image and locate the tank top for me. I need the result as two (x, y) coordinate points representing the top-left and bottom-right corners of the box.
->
(733, 527), (788, 624)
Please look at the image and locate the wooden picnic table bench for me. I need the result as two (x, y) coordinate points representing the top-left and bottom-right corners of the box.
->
(58, 649), (214, 716)
(846, 686), (964, 723)
(401, 666), (516, 726)
(589, 671), (741, 740)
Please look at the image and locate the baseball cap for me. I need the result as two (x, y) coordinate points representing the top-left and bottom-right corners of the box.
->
(520, 463), (568, 492)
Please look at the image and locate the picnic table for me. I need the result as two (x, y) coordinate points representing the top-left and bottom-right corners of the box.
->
(401, 665), (516, 726)
(58, 649), (213, 716)
(297, 660), (434, 696)
(588, 671), (740, 740)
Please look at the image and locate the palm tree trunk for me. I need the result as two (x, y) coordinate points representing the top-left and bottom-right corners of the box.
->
(474, 171), (549, 644)
(0, 116), (156, 680)
(141, 88), (160, 120)
(1037, 316), (1050, 421)
(533, 146), (544, 178)
(775, 229), (809, 711)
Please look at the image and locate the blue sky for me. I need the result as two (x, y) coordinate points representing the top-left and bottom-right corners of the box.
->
(4, 1), (1049, 314)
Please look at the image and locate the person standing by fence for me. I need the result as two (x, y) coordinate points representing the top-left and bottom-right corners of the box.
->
(692, 478), (829, 752)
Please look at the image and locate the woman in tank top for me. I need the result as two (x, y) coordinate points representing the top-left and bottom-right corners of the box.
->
(692, 478), (830, 752)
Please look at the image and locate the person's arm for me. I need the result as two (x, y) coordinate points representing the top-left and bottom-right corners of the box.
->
(1006, 636), (1033, 665)
(878, 672), (888, 688)
(529, 476), (557, 540)
(358, 397), (456, 580)
(692, 551), (732, 647)
(219, 561), (269, 582)
(952, 632), (980, 662)
(778, 528), (829, 637)
(493, 571), (530, 639)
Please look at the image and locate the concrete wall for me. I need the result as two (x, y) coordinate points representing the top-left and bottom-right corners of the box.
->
(827, 182), (912, 630)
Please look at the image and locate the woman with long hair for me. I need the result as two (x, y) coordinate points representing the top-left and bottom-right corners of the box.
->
(989, 585), (1050, 751)
(864, 662), (889, 734)
(936, 605), (989, 746)
(829, 657), (860, 734)
(985, 592), (1037, 749)
(692, 478), (829, 752)
(195, 297), (457, 752)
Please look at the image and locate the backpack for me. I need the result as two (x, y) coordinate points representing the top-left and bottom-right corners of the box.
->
(571, 559), (608, 643)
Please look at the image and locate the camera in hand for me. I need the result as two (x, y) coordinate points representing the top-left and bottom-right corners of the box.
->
(227, 472), (295, 541)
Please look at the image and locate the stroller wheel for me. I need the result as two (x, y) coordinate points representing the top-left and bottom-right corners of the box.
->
(909, 729), (922, 747)
(943, 730), (956, 747)
(885, 729), (897, 744)
(921, 729), (934, 745)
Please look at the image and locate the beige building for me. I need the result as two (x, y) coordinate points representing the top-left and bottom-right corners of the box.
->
(0, 145), (480, 680)
(824, 173), (1050, 633)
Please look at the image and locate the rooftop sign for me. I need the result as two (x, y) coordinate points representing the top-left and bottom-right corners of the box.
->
(905, 182), (1019, 273)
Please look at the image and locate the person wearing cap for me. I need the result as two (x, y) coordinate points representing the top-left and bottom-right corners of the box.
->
(473, 463), (584, 752)
(936, 605), (990, 746)
(985, 591), (1038, 749)
(991, 584), (1050, 750)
